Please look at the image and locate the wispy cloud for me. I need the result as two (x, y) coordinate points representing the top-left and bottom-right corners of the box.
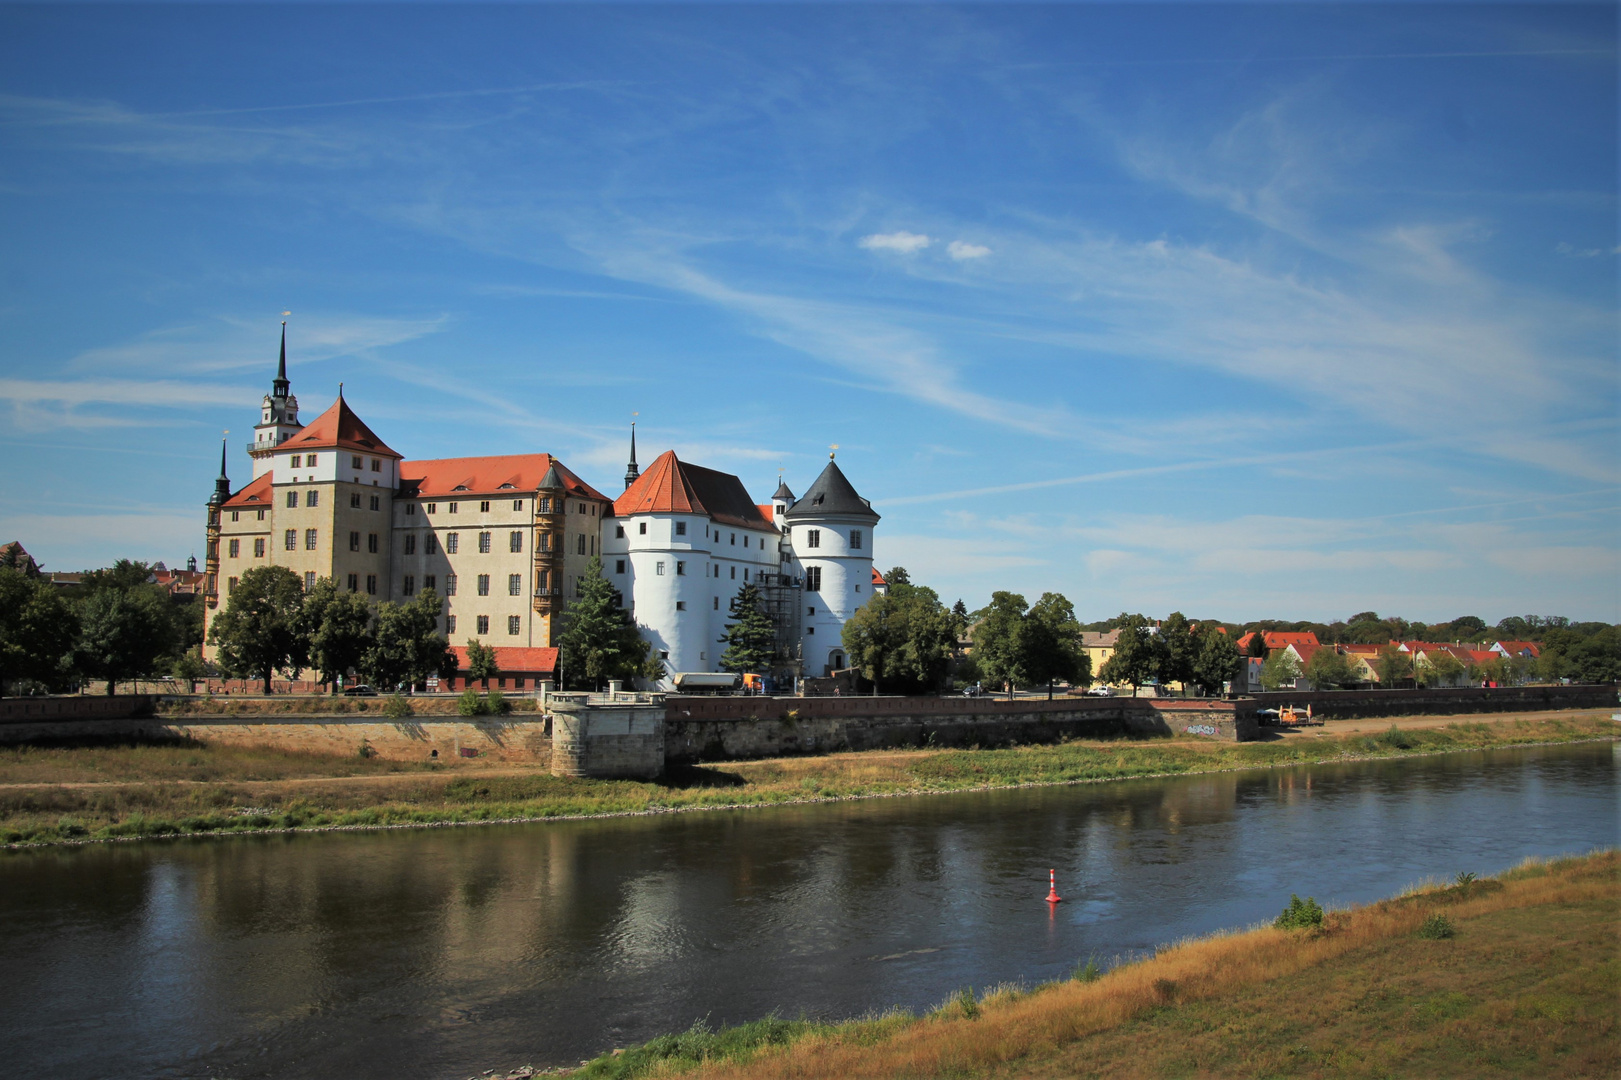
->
(947, 240), (991, 260)
(858, 231), (932, 253)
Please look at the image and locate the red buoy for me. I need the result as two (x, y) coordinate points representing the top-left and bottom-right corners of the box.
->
(1045, 868), (1062, 904)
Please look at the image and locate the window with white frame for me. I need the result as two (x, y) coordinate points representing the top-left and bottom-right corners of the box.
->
(656, 561), (665, 575)
(508, 574), (521, 596)
(508, 615), (521, 635)
(805, 566), (821, 591)
(478, 531), (491, 553)
(446, 533), (458, 553)
(445, 574), (457, 596)
(509, 531), (522, 553)
(850, 529), (862, 549)
(806, 528), (820, 548)
(476, 615), (490, 635)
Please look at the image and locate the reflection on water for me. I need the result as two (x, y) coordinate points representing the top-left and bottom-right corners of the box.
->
(1, 742), (1615, 1079)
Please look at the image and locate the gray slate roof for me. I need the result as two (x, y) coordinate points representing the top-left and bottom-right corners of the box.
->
(785, 459), (879, 522)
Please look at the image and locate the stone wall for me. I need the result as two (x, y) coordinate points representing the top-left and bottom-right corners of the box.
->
(662, 694), (1251, 763)
(0, 695), (155, 723)
(1244, 683), (1617, 719)
(550, 700), (665, 779)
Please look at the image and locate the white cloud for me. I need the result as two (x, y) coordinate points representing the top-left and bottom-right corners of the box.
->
(947, 240), (991, 260)
(858, 231), (932, 254)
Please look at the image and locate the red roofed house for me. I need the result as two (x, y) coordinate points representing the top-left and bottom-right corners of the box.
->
(1490, 640), (1541, 660)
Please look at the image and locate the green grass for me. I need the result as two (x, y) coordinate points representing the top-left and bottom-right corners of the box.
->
(0, 713), (1613, 847)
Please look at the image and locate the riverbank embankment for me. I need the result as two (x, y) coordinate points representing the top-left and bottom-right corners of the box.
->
(1, 710), (1614, 848)
(547, 848), (1619, 1080)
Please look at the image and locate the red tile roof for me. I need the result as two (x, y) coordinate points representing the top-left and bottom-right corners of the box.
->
(872, 567), (886, 586)
(1494, 640), (1541, 658)
(614, 450), (776, 532)
(400, 454), (607, 501)
(284, 396), (401, 458)
(449, 645), (557, 674)
(222, 472), (274, 508)
(1265, 631), (1320, 649)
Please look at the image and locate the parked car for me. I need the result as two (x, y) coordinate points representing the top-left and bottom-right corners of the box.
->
(343, 685), (378, 697)
(1085, 686), (1114, 697)
(962, 683), (984, 697)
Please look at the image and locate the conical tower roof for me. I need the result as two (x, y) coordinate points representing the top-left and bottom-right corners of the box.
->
(773, 479), (795, 501)
(785, 458), (878, 522)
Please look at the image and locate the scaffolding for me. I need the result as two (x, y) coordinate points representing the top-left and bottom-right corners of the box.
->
(753, 569), (803, 683)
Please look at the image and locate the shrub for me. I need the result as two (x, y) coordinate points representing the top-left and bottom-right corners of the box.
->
(953, 986), (979, 1020)
(457, 688), (483, 717)
(1376, 725), (1415, 750)
(1275, 893), (1325, 930)
(1416, 914), (1455, 939)
(383, 695), (414, 719)
(1454, 871), (1477, 886)
(486, 688), (509, 716)
(356, 740), (375, 759)
(1073, 956), (1103, 983)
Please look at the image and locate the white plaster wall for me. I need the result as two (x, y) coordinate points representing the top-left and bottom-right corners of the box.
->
(785, 515), (875, 675)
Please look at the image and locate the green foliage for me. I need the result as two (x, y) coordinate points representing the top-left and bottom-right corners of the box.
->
(1376, 725), (1415, 750)
(1157, 612), (1195, 689)
(207, 565), (308, 693)
(1023, 592), (1090, 694)
(1275, 894), (1325, 930)
(364, 589), (453, 691)
(464, 638), (499, 682)
(1304, 646), (1360, 691)
(1416, 914), (1456, 940)
(971, 592), (1030, 692)
(844, 579), (966, 694)
(1099, 614), (1165, 692)
(954, 985), (980, 1020)
(382, 695), (413, 719)
(557, 556), (649, 688)
(1190, 624), (1242, 696)
(457, 688), (484, 716)
(1260, 648), (1302, 691)
(1536, 625), (1621, 684)
(77, 586), (174, 694)
(1246, 631), (1269, 658)
(1374, 645), (1414, 686)
(573, 1016), (818, 1080)
(0, 567), (78, 692)
(1455, 872), (1478, 886)
(719, 583), (778, 673)
(486, 688), (508, 715)
(1424, 650), (1467, 687)
(299, 577), (375, 691)
(1074, 956), (1103, 983)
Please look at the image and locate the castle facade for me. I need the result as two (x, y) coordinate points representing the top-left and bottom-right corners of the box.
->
(203, 329), (879, 688)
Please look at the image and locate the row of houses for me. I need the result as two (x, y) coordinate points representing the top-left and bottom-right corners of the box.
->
(1233, 630), (1542, 692)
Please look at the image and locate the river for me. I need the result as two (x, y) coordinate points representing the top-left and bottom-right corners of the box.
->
(1, 741), (1616, 1079)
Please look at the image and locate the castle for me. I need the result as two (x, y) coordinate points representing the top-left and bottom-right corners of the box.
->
(202, 327), (880, 689)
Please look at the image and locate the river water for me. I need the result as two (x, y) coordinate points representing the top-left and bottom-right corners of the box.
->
(1, 741), (1616, 1079)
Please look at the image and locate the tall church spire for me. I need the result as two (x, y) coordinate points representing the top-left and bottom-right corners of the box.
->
(273, 320), (290, 400)
(624, 421), (640, 490)
(210, 438), (231, 505)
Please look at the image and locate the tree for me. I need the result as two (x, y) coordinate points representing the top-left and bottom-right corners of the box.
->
(1157, 612), (1195, 693)
(298, 578), (375, 691)
(1426, 651), (1466, 687)
(1189, 625), (1241, 696)
(1099, 614), (1164, 695)
(1304, 647), (1358, 691)
(1374, 645), (1414, 687)
(557, 556), (648, 689)
(1023, 592), (1089, 699)
(719, 583), (778, 674)
(365, 589), (454, 692)
(885, 566), (911, 587)
(207, 565), (309, 694)
(1474, 654), (1510, 687)
(465, 638), (499, 684)
(1245, 631), (1269, 659)
(170, 648), (213, 692)
(972, 592), (1031, 697)
(842, 579), (957, 694)
(77, 588), (172, 695)
(0, 568), (78, 693)
(1260, 648), (1303, 691)
(949, 599), (970, 639)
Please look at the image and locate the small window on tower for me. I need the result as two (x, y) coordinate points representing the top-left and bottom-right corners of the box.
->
(616, 560), (625, 574)
(350, 531), (360, 552)
(713, 597), (719, 610)
(656, 561), (665, 576)
(616, 525), (625, 538)
(806, 529), (820, 548)
(676, 561), (686, 576)
(639, 523), (647, 535)
(676, 601), (686, 611)
(675, 521), (686, 536)
(577, 535), (586, 555)
(850, 530), (862, 549)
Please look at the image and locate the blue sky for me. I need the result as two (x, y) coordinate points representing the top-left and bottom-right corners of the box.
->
(1, 3), (1616, 624)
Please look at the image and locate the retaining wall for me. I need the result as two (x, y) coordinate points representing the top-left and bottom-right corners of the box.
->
(662, 694), (1251, 762)
(550, 701), (665, 779)
(1245, 683), (1617, 719)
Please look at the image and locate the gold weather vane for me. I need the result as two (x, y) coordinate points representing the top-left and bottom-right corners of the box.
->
(829, 443), (839, 460)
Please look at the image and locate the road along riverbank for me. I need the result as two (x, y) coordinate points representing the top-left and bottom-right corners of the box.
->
(1, 710), (1613, 848)
(548, 848), (1619, 1080)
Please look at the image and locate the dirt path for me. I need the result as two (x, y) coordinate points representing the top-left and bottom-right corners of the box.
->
(1268, 707), (1615, 739)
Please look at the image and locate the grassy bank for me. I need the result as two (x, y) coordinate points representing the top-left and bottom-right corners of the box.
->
(556, 849), (1619, 1080)
(1, 712), (1613, 847)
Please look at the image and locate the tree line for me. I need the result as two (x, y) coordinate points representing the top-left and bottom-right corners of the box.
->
(0, 559), (204, 695)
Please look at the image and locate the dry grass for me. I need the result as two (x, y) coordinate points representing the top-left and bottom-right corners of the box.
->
(612, 850), (1618, 1080)
(1, 712), (1613, 847)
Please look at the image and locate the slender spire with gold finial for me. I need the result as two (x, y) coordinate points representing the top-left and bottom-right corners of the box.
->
(624, 414), (640, 490)
(273, 318), (290, 399)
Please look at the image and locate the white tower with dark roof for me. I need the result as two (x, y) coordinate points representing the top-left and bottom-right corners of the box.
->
(782, 454), (879, 676)
(250, 321), (303, 477)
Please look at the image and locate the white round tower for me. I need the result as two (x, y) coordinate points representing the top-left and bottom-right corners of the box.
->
(783, 454), (878, 677)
